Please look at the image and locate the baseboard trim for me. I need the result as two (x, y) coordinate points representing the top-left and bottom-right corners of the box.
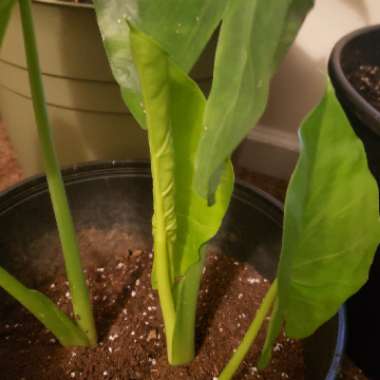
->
(235, 126), (300, 180)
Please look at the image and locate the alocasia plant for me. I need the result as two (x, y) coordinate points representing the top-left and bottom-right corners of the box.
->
(93, 0), (315, 368)
(94, 0), (380, 377)
(1, 1), (379, 379)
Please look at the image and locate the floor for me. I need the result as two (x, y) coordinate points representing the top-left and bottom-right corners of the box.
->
(0, 122), (23, 191)
(0, 121), (367, 379)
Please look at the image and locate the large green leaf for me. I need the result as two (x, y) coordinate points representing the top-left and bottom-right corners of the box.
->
(194, 0), (314, 199)
(0, 0), (15, 46)
(259, 83), (380, 367)
(93, 0), (229, 128)
(130, 26), (233, 364)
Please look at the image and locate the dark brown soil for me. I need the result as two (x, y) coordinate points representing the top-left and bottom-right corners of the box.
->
(338, 359), (367, 380)
(0, 120), (368, 379)
(236, 167), (288, 202)
(348, 64), (380, 112)
(0, 228), (304, 380)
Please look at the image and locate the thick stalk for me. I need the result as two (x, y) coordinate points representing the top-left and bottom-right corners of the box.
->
(18, 0), (96, 346)
(151, 151), (177, 361)
(218, 280), (278, 380)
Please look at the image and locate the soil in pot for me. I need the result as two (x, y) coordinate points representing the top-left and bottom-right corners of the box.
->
(348, 64), (380, 112)
(0, 226), (304, 380)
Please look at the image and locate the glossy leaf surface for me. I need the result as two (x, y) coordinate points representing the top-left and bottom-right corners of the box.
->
(93, 0), (229, 128)
(194, 0), (314, 199)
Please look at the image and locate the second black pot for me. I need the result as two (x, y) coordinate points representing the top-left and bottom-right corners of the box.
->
(329, 25), (380, 379)
(329, 25), (380, 185)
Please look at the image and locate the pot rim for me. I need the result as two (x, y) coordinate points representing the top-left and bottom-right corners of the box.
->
(32, 0), (93, 10)
(326, 307), (347, 380)
(0, 160), (286, 215)
(0, 160), (347, 379)
(328, 24), (380, 136)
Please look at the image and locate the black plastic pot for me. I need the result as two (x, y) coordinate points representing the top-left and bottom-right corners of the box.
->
(329, 25), (380, 379)
(329, 25), (380, 183)
(0, 161), (345, 379)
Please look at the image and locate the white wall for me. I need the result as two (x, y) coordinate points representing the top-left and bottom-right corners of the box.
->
(238, 0), (380, 179)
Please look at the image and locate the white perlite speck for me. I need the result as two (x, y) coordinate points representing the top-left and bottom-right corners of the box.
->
(109, 334), (118, 341)
(274, 342), (283, 352)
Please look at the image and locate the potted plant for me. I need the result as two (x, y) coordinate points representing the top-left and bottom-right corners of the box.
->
(0, 0), (216, 177)
(329, 25), (380, 379)
(1, 1), (379, 379)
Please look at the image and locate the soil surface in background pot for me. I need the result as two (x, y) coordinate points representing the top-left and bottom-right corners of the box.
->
(0, 227), (304, 380)
(348, 64), (380, 112)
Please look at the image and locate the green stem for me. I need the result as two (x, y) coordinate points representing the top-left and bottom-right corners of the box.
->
(218, 280), (278, 380)
(0, 267), (89, 346)
(18, 0), (96, 346)
(153, 201), (176, 358)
